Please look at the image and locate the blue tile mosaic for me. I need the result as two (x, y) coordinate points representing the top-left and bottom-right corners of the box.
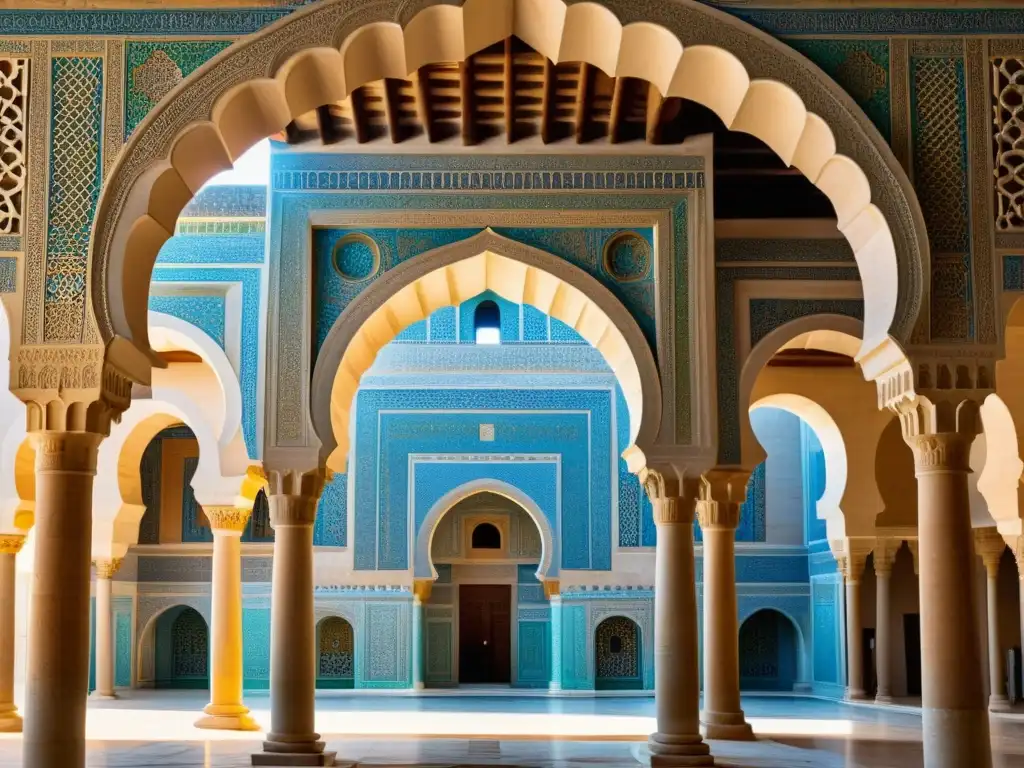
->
(148, 294), (226, 349)
(156, 234), (265, 265)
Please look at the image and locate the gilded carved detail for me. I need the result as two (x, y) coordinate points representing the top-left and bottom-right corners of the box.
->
(93, 557), (122, 580)
(203, 506), (252, 534)
(0, 58), (27, 237)
(0, 534), (25, 555)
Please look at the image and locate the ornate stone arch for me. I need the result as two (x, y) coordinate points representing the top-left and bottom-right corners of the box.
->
(415, 478), (555, 583)
(310, 229), (661, 473)
(90, 0), (925, 392)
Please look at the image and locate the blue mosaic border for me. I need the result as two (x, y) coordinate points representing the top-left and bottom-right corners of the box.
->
(151, 266), (260, 457)
(157, 234), (265, 265)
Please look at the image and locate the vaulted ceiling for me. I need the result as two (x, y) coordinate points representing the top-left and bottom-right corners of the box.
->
(279, 36), (834, 219)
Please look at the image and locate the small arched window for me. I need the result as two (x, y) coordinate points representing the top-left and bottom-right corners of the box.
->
(471, 522), (501, 549)
(474, 300), (501, 344)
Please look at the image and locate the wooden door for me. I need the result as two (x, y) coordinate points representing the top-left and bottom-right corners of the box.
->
(459, 585), (511, 684)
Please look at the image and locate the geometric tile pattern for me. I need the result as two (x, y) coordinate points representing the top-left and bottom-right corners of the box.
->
(44, 56), (103, 343)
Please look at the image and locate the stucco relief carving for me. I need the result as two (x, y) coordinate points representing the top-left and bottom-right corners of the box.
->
(993, 55), (1024, 232)
(0, 58), (27, 237)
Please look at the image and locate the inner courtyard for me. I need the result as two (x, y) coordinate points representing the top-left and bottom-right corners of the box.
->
(2, 1), (1024, 767)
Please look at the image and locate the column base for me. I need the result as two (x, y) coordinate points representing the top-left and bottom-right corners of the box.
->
(874, 694), (894, 705)
(89, 691), (117, 701)
(845, 688), (866, 701)
(648, 732), (714, 767)
(196, 705), (261, 732)
(922, 707), (992, 768)
(0, 710), (22, 733)
(989, 695), (1011, 713)
(251, 752), (341, 767)
(699, 711), (755, 741)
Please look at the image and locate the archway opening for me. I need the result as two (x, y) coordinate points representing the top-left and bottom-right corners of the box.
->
(316, 616), (355, 689)
(595, 616), (643, 691)
(153, 606), (209, 690)
(739, 609), (800, 692)
(426, 491), (547, 688)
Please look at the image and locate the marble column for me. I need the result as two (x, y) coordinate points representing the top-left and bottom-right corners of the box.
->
(412, 580), (431, 691)
(873, 543), (895, 704)
(696, 470), (753, 740)
(90, 558), (122, 700)
(643, 468), (712, 767)
(901, 398), (990, 768)
(23, 431), (104, 768)
(975, 530), (1008, 711)
(198, 506), (258, 731)
(840, 549), (867, 700)
(0, 534), (25, 732)
(254, 468), (334, 767)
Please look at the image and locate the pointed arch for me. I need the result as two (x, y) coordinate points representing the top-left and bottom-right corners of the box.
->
(310, 229), (660, 473)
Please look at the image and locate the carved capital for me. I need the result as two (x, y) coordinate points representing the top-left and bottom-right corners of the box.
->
(974, 527), (1007, 575)
(29, 431), (102, 474)
(905, 539), (920, 576)
(640, 463), (700, 526)
(894, 395), (980, 474)
(1008, 535), (1024, 579)
(0, 534), (25, 555)
(696, 500), (741, 531)
(93, 557), (122, 580)
(265, 466), (327, 529)
(873, 539), (897, 578)
(204, 506), (252, 534)
(833, 538), (872, 584)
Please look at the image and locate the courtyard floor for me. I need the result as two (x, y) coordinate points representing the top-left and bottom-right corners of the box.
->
(2, 691), (1024, 767)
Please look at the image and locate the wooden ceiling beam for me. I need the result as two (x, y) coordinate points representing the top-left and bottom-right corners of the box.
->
(574, 62), (591, 143)
(646, 82), (664, 144)
(381, 78), (403, 143)
(414, 69), (435, 143)
(608, 76), (626, 143)
(540, 57), (554, 144)
(504, 37), (515, 143)
(460, 60), (475, 145)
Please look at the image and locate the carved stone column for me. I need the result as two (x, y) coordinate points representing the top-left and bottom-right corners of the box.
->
(837, 546), (868, 700)
(198, 506), (258, 731)
(412, 580), (431, 691)
(24, 429), (106, 768)
(643, 466), (712, 767)
(254, 468), (335, 767)
(975, 529), (1009, 711)
(90, 557), (122, 700)
(0, 534), (25, 732)
(873, 541), (896, 704)
(898, 397), (990, 768)
(696, 469), (753, 741)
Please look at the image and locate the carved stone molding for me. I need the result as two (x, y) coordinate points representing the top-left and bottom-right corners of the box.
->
(872, 539), (898, 578)
(895, 395), (981, 474)
(974, 527), (1007, 575)
(30, 431), (102, 474)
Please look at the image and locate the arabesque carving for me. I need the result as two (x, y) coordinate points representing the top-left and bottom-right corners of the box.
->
(0, 58), (27, 237)
(993, 56), (1024, 232)
(204, 506), (252, 534)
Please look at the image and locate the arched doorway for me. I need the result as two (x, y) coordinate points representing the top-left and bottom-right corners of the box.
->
(739, 609), (800, 692)
(425, 489), (548, 687)
(595, 616), (643, 690)
(153, 606), (209, 689)
(316, 617), (355, 689)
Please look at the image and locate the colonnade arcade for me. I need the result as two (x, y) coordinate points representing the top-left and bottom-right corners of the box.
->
(0, 1), (1015, 768)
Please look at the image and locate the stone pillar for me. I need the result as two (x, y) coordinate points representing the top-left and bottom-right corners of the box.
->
(549, 594), (562, 693)
(975, 529), (1008, 711)
(0, 534), (25, 732)
(254, 468), (335, 767)
(839, 547), (867, 700)
(643, 467), (712, 767)
(90, 557), (122, 700)
(899, 398), (990, 768)
(412, 580), (431, 691)
(198, 506), (259, 731)
(23, 430), (105, 768)
(873, 542), (896, 704)
(696, 470), (753, 741)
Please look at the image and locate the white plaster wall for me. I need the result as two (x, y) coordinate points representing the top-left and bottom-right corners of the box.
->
(751, 408), (804, 546)
(152, 363), (227, 440)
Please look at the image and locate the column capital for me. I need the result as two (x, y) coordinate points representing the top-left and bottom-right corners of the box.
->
(29, 430), (103, 474)
(833, 538), (872, 584)
(894, 396), (980, 474)
(0, 534), (25, 555)
(1007, 534), (1024, 579)
(696, 467), (749, 531)
(905, 538), (920, 576)
(974, 527), (1007, 575)
(640, 463), (701, 526)
(204, 506), (252, 534)
(265, 466), (327, 528)
(92, 557), (122, 580)
(873, 539), (898, 578)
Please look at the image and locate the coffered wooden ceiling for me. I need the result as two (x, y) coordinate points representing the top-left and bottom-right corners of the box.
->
(280, 36), (834, 219)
